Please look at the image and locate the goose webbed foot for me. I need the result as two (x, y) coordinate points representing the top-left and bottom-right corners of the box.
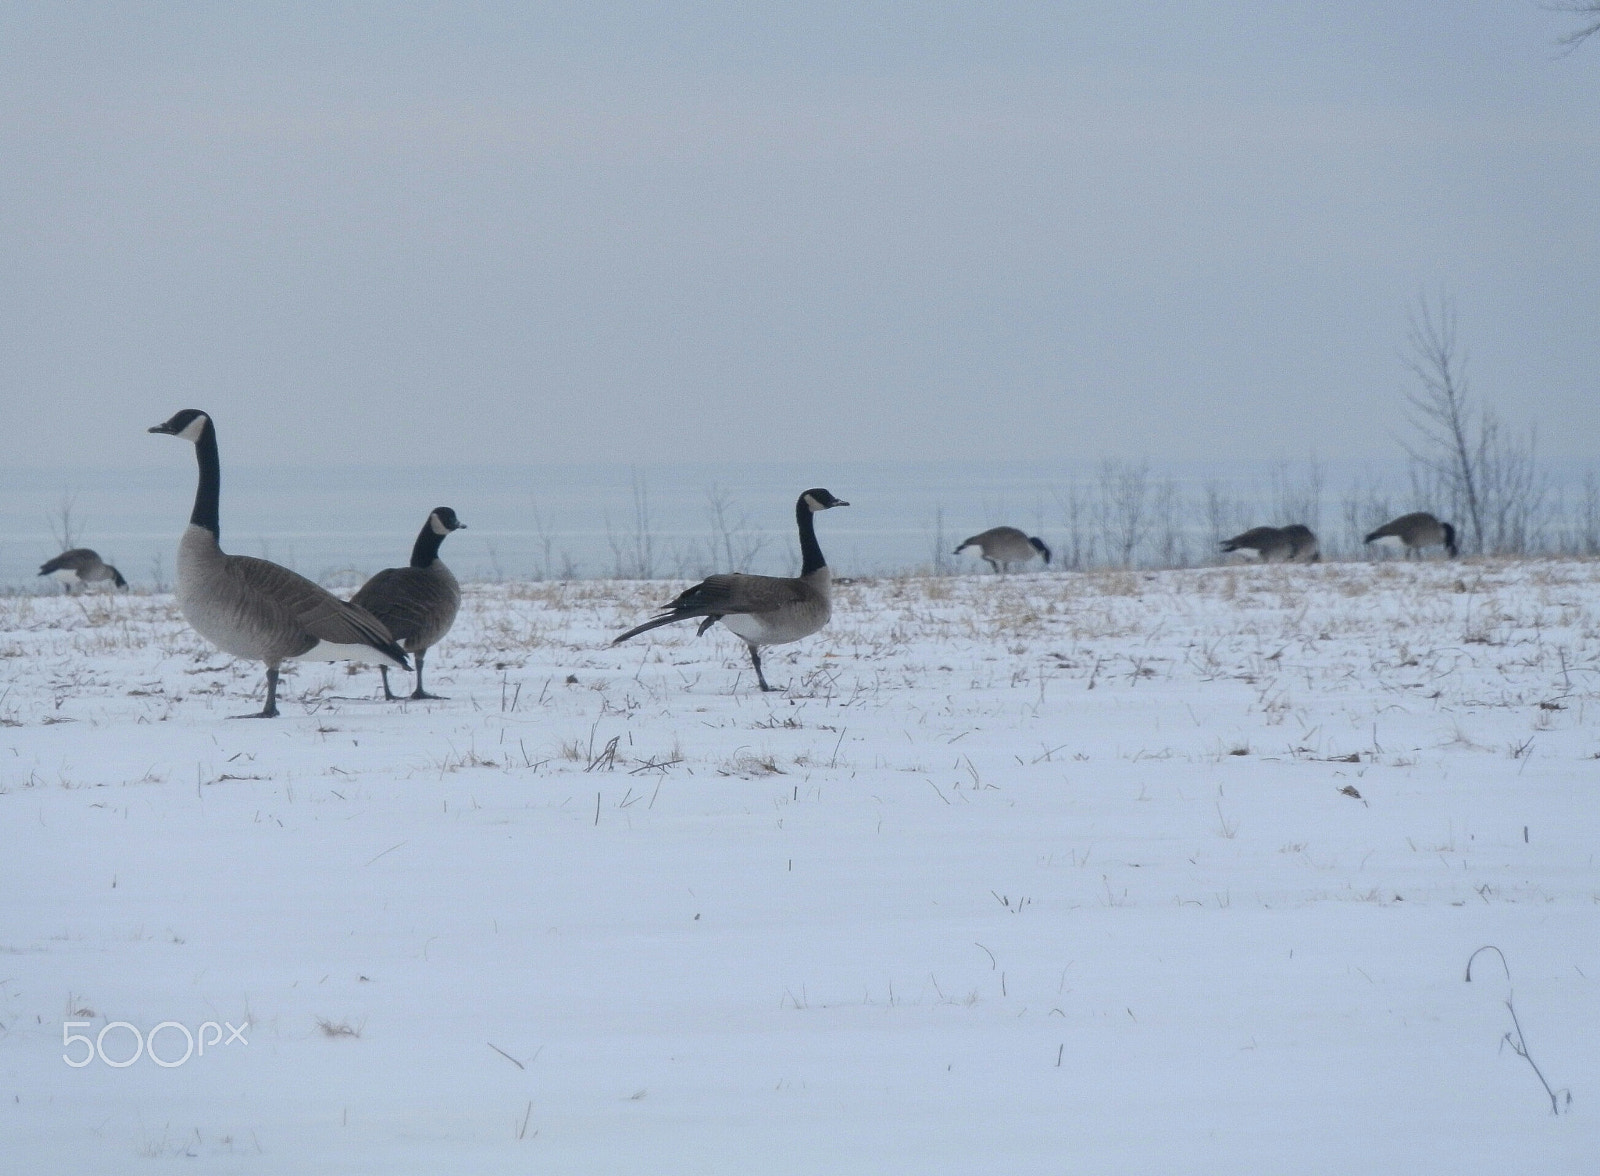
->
(410, 689), (447, 700)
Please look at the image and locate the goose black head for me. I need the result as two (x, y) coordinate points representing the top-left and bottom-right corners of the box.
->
(1028, 536), (1052, 565)
(429, 507), (466, 534)
(1442, 521), (1459, 558)
(801, 489), (849, 512)
(148, 409), (211, 442)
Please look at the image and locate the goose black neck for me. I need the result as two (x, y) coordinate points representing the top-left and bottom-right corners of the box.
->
(190, 422), (221, 537)
(410, 521), (447, 568)
(796, 497), (827, 576)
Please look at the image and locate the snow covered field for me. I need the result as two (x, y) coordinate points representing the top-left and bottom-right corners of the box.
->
(2, 560), (1597, 1174)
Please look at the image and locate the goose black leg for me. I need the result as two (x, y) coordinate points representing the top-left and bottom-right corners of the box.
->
(233, 666), (281, 718)
(410, 650), (446, 700)
(379, 665), (402, 701)
(748, 644), (775, 692)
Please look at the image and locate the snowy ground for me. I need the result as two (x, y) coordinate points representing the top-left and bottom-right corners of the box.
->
(2, 560), (1597, 1174)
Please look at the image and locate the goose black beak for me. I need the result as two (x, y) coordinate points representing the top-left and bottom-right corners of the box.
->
(834, 500), (850, 508)
(148, 423), (175, 434)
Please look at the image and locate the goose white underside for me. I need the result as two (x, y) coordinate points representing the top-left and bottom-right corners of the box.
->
(1368, 535), (1407, 550)
(49, 569), (80, 585)
(291, 640), (408, 670)
(718, 613), (771, 644)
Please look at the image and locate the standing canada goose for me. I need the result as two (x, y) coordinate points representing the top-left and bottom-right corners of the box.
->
(349, 507), (466, 701)
(38, 548), (127, 593)
(149, 409), (410, 718)
(1221, 525), (1320, 563)
(1364, 512), (1458, 559)
(954, 526), (1051, 573)
(613, 488), (849, 692)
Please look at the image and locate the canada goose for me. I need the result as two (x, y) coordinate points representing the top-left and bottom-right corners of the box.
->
(954, 526), (1051, 573)
(38, 548), (127, 593)
(1364, 512), (1458, 559)
(1221, 525), (1320, 563)
(149, 409), (410, 718)
(613, 488), (849, 692)
(1278, 524), (1321, 563)
(349, 507), (466, 701)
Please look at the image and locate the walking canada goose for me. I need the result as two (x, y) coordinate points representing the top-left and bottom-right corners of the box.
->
(1220, 525), (1320, 563)
(349, 507), (466, 701)
(954, 526), (1052, 573)
(613, 488), (849, 692)
(38, 548), (127, 593)
(1364, 512), (1458, 559)
(149, 409), (410, 718)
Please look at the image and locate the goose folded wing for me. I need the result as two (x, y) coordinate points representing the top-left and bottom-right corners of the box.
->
(350, 566), (451, 640)
(229, 556), (405, 654)
(668, 573), (810, 615)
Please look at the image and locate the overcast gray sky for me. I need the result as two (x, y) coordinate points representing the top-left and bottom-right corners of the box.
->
(2, 3), (1596, 470)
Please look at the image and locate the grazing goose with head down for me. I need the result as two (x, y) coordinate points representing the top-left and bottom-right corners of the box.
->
(954, 526), (1051, 573)
(613, 488), (849, 692)
(1364, 512), (1458, 559)
(350, 507), (466, 701)
(1221, 524), (1320, 563)
(39, 548), (127, 593)
(149, 409), (410, 718)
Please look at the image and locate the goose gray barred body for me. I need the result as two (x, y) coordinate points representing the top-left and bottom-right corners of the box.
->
(1221, 525), (1319, 563)
(350, 508), (466, 700)
(1364, 512), (1458, 559)
(1278, 524), (1320, 563)
(613, 488), (849, 692)
(955, 526), (1051, 573)
(38, 548), (127, 592)
(150, 410), (410, 718)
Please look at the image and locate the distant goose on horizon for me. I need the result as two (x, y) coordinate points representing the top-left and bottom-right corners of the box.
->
(350, 507), (466, 701)
(954, 526), (1051, 573)
(38, 548), (127, 593)
(613, 488), (849, 692)
(149, 409), (410, 718)
(1221, 525), (1320, 563)
(1364, 512), (1458, 559)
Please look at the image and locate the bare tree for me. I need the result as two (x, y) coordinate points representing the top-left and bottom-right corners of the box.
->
(1151, 478), (1186, 568)
(930, 506), (952, 574)
(705, 485), (769, 573)
(528, 497), (557, 581)
(1339, 474), (1392, 560)
(1476, 414), (1548, 554)
(1270, 458), (1324, 537)
(1571, 470), (1600, 556)
(1200, 480), (1244, 561)
(48, 491), (83, 551)
(1053, 482), (1096, 570)
(605, 471), (660, 579)
(1401, 292), (1484, 553)
(1548, 1), (1600, 50)
(1096, 459), (1151, 568)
